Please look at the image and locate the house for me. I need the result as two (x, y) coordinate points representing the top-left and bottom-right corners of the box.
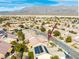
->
(22, 29), (36, 40)
(74, 36), (79, 42)
(0, 41), (12, 59)
(0, 29), (6, 36)
(3, 37), (17, 43)
(33, 43), (51, 59)
(3, 33), (17, 43)
(28, 35), (48, 46)
(0, 32), (17, 43)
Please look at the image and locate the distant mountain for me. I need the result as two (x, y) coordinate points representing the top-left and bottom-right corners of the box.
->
(0, 6), (78, 16)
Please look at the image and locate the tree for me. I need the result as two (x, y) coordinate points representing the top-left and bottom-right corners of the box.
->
(53, 30), (61, 36)
(11, 55), (16, 59)
(14, 43), (26, 52)
(17, 30), (25, 41)
(51, 55), (59, 59)
(65, 36), (72, 43)
(12, 42), (27, 59)
(11, 41), (17, 46)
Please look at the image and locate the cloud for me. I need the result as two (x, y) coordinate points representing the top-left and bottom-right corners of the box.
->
(0, 7), (23, 11)
(0, 3), (36, 11)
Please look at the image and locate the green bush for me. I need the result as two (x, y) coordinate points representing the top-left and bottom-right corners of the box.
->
(28, 52), (34, 59)
(50, 42), (56, 47)
(36, 26), (39, 29)
(69, 31), (77, 34)
(40, 27), (46, 32)
(11, 55), (16, 59)
(58, 48), (62, 51)
(14, 43), (26, 52)
(48, 29), (52, 33)
(59, 36), (64, 40)
(11, 41), (17, 46)
(53, 30), (61, 36)
(51, 55), (59, 59)
(65, 36), (72, 43)
(42, 22), (45, 25)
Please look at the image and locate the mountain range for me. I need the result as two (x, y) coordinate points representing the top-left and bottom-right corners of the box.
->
(0, 6), (78, 16)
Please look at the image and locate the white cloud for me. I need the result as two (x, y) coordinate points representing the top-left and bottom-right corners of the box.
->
(0, 3), (35, 11)
(0, 7), (24, 11)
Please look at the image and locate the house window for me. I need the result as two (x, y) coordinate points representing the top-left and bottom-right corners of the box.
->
(35, 46), (40, 54)
(39, 46), (43, 53)
(44, 46), (49, 53)
(34, 46), (43, 54)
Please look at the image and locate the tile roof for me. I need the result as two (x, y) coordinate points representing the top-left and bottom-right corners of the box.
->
(7, 33), (17, 39)
(29, 35), (48, 46)
(0, 41), (12, 55)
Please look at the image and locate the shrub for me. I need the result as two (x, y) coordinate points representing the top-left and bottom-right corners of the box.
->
(58, 48), (62, 51)
(69, 31), (77, 34)
(59, 36), (64, 40)
(50, 42), (56, 47)
(36, 26), (39, 29)
(14, 43), (26, 52)
(40, 27), (46, 32)
(51, 55), (59, 59)
(28, 52), (34, 59)
(42, 22), (45, 25)
(53, 30), (61, 36)
(11, 41), (17, 46)
(65, 36), (72, 43)
(11, 55), (16, 59)
(19, 25), (24, 28)
(48, 29), (52, 33)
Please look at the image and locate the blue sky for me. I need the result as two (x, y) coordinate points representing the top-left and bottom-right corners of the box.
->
(0, 0), (78, 11)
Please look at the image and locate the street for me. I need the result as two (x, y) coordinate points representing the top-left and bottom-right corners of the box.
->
(33, 29), (79, 59)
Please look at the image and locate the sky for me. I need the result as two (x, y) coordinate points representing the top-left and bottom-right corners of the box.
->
(0, 0), (78, 11)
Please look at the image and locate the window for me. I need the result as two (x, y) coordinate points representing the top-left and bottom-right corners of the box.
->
(34, 46), (43, 54)
(44, 46), (49, 53)
(35, 46), (40, 54)
(39, 46), (43, 53)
